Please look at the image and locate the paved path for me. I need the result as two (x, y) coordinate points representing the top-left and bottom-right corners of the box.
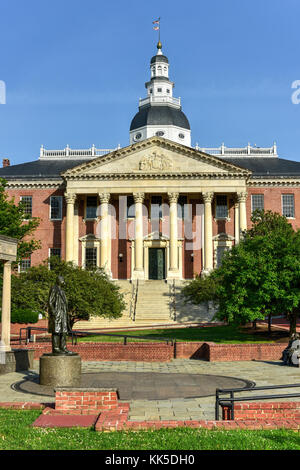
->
(1, 359), (300, 421)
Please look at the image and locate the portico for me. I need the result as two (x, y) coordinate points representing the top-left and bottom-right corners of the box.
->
(61, 137), (250, 281)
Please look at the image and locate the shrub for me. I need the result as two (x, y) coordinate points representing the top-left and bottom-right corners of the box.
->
(10, 309), (39, 324)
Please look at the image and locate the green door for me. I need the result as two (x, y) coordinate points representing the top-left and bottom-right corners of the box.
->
(149, 248), (165, 280)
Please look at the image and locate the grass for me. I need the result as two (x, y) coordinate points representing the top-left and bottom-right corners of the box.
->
(76, 325), (276, 344)
(0, 410), (299, 450)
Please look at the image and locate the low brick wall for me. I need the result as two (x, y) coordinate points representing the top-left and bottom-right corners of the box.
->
(55, 388), (119, 415)
(13, 342), (174, 362)
(222, 402), (300, 420)
(207, 342), (287, 362)
(174, 342), (211, 360)
(13, 340), (288, 362)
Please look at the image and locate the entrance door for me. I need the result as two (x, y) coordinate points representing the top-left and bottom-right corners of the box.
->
(148, 248), (165, 280)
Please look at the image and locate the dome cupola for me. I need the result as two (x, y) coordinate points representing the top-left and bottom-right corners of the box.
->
(130, 41), (191, 146)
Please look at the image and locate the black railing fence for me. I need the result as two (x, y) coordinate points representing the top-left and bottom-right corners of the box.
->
(18, 326), (174, 347)
(215, 383), (300, 420)
(70, 329), (174, 346)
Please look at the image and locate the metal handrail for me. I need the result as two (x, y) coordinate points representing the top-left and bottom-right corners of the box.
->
(18, 325), (175, 347)
(215, 383), (300, 420)
(169, 279), (176, 321)
(70, 329), (174, 346)
(133, 279), (138, 322)
(129, 280), (138, 321)
(19, 326), (49, 344)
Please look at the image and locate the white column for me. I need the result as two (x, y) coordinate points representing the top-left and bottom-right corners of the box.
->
(168, 192), (180, 279)
(99, 193), (111, 275)
(234, 199), (240, 244)
(1, 261), (12, 352)
(73, 201), (79, 265)
(65, 193), (76, 263)
(133, 192), (145, 280)
(237, 192), (248, 235)
(203, 192), (214, 273)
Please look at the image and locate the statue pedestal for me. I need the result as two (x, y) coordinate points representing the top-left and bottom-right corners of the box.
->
(39, 354), (81, 387)
(0, 349), (35, 375)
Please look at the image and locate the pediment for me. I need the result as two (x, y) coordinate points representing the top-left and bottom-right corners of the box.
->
(62, 137), (251, 179)
(79, 234), (100, 242)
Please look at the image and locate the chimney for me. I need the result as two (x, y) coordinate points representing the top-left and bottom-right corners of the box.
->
(2, 159), (10, 167)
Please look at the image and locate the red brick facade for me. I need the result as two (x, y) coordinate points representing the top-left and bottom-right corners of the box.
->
(7, 187), (300, 278)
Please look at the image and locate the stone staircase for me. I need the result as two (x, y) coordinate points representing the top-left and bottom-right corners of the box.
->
(133, 280), (174, 326)
(74, 280), (216, 330)
(74, 280), (133, 330)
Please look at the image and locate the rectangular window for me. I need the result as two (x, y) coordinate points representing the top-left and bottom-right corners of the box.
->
(49, 248), (61, 258)
(49, 248), (61, 269)
(85, 247), (97, 269)
(282, 194), (295, 218)
(20, 196), (32, 217)
(127, 195), (135, 218)
(216, 246), (227, 268)
(251, 194), (264, 214)
(19, 256), (31, 272)
(177, 195), (188, 219)
(157, 88), (162, 92)
(50, 196), (62, 220)
(151, 196), (163, 219)
(86, 196), (98, 219)
(215, 195), (228, 219)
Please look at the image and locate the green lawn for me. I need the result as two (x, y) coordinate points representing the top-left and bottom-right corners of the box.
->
(0, 410), (299, 450)
(76, 325), (275, 344)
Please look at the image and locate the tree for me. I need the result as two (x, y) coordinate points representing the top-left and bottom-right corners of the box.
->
(0, 178), (40, 260)
(182, 210), (300, 337)
(11, 257), (126, 328)
(181, 273), (218, 305)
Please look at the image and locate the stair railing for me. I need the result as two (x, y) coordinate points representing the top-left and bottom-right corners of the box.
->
(169, 279), (176, 321)
(129, 279), (139, 321)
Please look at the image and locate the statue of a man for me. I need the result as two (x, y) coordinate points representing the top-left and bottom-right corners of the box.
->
(48, 275), (74, 355)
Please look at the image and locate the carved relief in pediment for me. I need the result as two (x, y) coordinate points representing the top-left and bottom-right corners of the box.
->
(139, 152), (173, 171)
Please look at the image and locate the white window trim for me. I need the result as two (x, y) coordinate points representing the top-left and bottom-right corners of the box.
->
(282, 194), (295, 219)
(48, 248), (62, 269)
(214, 195), (230, 221)
(85, 195), (99, 221)
(251, 194), (264, 214)
(20, 195), (33, 219)
(18, 256), (31, 273)
(50, 196), (63, 221)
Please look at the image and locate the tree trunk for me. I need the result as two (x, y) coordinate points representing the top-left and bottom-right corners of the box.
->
(268, 314), (272, 334)
(289, 312), (298, 338)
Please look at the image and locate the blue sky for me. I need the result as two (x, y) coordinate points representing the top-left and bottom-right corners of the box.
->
(1, 0), (300, 164)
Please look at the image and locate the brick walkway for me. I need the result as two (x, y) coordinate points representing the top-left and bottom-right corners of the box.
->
(1, 358), (300, 422)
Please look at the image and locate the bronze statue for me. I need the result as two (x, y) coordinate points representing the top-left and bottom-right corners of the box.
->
(48, 275), (75, 355)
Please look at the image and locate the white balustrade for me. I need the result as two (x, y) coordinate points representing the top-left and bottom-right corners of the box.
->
(139, 96), (181, 108)
(39, 146), (119, 160)
(198, 143), (277, 158)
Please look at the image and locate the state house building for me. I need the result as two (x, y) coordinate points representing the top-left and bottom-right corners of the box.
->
(1, 41), (300, 297)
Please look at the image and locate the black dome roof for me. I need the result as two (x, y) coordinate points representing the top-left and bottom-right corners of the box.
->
(150, 54), (169, 64)
(130, 105), (190, 131)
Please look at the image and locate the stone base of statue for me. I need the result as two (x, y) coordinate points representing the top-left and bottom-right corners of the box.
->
(0, 349), (35, 375)
(0, 351), (16, 375)
(39, 353), (81, 387)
